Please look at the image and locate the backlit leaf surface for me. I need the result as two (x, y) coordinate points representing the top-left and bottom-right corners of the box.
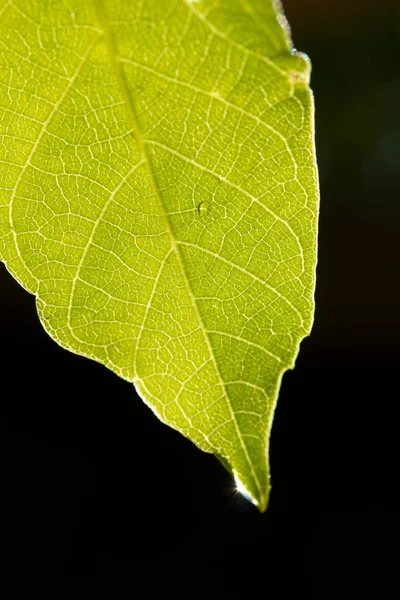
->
(0, 0), (319, 510)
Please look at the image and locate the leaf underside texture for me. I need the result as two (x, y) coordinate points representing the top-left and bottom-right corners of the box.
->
(0, 0), (319, 511)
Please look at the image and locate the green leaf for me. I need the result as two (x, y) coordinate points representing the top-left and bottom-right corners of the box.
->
(0, 0), (319, 511)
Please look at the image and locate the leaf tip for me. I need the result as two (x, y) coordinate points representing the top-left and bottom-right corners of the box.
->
(233, 471), (270, 513)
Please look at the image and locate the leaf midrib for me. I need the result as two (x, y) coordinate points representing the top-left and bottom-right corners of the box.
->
(94, 0), (264, 504)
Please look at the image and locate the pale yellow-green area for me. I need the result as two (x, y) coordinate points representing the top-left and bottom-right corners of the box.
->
(0, 0), (319, 511)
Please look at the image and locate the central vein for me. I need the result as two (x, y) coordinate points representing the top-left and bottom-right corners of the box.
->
(93, 0), (264, 504)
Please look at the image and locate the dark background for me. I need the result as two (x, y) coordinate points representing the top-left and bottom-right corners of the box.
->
(1, 0), (399, 582)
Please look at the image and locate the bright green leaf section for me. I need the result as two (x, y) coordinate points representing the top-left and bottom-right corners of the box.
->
(0, 0), (318, 511)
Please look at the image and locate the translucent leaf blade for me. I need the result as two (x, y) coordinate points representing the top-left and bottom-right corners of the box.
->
(0, 0), (319, 511)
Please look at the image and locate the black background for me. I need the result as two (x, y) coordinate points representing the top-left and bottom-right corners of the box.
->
(1, 0), (400, 583)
